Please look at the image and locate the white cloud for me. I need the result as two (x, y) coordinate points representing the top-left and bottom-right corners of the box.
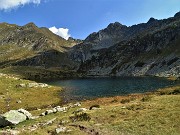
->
(49, 26), (71, 40)
(0, 0), (41, 10)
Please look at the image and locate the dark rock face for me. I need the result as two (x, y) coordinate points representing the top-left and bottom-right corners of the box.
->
(174, 11), (180, 18)
(70, 12), (180, 77)
(13, 50), (77, 69)
(147, 17), (158, 23)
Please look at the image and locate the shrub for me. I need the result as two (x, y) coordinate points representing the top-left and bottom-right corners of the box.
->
(111, 99), (118, 103)
(127, 104), (145, 111)
(121, 99), (131, 104)
(159, 89), (180, 95)
(171, 89), (180, 95)
(121, 97), (135, 104)
(70, 112), (91, 122)
(140, 95), (152, 102)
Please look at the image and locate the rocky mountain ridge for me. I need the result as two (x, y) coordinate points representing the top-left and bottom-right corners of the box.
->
(69, 12), (180, 78)
(0, 12), (180, 79)
(0, 22), (80, 73)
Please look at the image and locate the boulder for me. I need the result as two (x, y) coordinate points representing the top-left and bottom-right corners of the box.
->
(0, 110), (27, 127)
(18, 84), (26, 87)
(40, 112), (46, 116)
(55, 127), (67, 134)
(90, 107), (100, 110)
(28, 83), (49, 88)
(74, 108), (87, 113)
(52, 108), (57, 113)
(18, 109), (32, 119)
(54, 106), (67, 112)
(74, 102), (81, 107)
(56, 107), (64, 112)
(0, 129), (20, 135)
(45, 110), (54, 115)
(16, 100), (22, 103)
(62, 107), (68, 111)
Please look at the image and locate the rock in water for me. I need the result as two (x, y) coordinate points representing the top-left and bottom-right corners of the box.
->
(0, 110), (27, 126)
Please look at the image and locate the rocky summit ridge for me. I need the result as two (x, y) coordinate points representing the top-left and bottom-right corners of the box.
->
(0, 12), (180, 79)
(69, 12), (180, 78)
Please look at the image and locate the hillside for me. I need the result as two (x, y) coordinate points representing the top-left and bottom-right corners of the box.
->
(0, 12), (180, 79)
(0, 23), (80, 80)
(69, 12), (180, 78)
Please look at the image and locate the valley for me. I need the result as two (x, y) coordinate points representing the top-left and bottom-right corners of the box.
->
(0, 11), (180, 135)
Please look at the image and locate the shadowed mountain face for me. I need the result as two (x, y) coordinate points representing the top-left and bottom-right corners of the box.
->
(0, 12), (180, 79)
(69, 12), (180, 77)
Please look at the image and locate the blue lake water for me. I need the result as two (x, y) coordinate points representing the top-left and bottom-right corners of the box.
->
(47, 77), (177, 102)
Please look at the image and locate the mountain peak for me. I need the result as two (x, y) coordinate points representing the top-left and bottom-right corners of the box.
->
(174, 11), (180, 18)
(107, 22), (126, 29)
(147, 17), (157, 23)
(24, 22), (37, 28)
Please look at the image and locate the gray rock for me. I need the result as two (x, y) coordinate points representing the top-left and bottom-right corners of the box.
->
(18, 108), (32, 119)
(74, 108), (87, 113)
(45, 110), (54, 115)
(62, 107), (68, 111)
(52, 108), (57, 113)
(74, 102), (81, 107)
(16, 100), (22, 103)
(19, 84), (26, 87)
(40, 112), (46, 116)
(31, 116), (39, 119)
(56, 107), (64, 112)
(42, 118), (56, 126)
(0, 129), (20, 135)
(18, 83), (49, 88)
(55, 127), (66, 134)
(28, 83), (49, 88)
(90, 107), (100, 110)
(0, 110), (27, 126)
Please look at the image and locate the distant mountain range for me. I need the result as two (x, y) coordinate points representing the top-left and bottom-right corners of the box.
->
(0, 12), (180, 80)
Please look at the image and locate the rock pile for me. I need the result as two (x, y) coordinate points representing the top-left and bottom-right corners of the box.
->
(17, 83), (49, 88)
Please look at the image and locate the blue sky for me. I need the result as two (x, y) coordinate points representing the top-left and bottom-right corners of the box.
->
(0, 0), (180, 39)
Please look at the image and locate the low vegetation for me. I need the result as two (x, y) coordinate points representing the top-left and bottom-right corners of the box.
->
(0, 74), (62, 113)
(0, 73), (179, 135)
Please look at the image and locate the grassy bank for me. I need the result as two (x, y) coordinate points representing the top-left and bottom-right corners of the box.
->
(0, 74), (62, 113)
(0, 72), (179, 134)
(0, 79), (179, 135)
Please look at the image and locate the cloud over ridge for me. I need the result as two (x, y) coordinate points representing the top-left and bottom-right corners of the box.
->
(49, 26), (71, 40)
(0, 0), (41, 10)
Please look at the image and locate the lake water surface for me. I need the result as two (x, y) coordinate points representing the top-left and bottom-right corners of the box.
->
(47, 77), (176, 102)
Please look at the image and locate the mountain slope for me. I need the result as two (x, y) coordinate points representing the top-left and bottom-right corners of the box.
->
(0, 12), (180, 79)
(72, 12), (180, 78)
(0, 23), (80, 79)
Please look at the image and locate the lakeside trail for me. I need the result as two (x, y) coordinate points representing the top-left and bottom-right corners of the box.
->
(0, 73), (180, 135)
